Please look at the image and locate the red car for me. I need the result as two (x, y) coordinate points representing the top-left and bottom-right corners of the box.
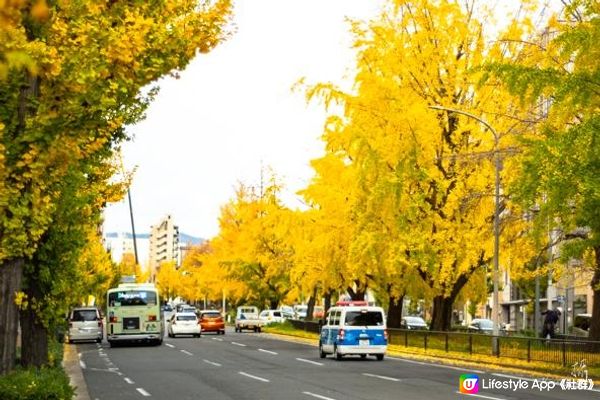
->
(199, 310), (225, 334)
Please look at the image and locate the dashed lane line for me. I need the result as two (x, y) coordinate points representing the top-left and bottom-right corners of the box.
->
(180, 350), (194, 356)
(136, 388), (151, 397)
(362, 373), (400, 382)
(455, 391), (506, 400)
(124, 377), (134, 384)
(258, 348), (278, 355)
(238, 371), (270, 383)
(203, 359), (222, 367)
(302, 391), (337, 400)
(232, 342), (247, 347)
(165, 343), (175, 348)
(296, 358), (323, 366)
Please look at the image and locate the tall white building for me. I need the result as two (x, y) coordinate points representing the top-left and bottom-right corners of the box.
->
(149, 215), (180, 281)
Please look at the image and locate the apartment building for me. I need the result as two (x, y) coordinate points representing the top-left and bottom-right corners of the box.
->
(149, 215), (180, 282)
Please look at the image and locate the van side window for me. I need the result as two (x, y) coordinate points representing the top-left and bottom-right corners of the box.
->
(331, 310), (340, 326)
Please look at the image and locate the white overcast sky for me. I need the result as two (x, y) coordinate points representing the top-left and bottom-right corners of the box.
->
(103, 0), (385, 239)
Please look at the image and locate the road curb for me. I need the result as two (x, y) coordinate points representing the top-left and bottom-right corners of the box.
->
(63, 344), (91, 400)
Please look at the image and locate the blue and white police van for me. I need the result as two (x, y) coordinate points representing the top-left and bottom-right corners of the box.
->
(319, 301), (387, 361)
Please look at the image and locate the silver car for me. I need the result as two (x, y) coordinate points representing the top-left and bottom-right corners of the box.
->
(67, 307), (103, 343)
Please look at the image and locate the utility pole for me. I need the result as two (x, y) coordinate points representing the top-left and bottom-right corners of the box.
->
(128, 189), (139, 266)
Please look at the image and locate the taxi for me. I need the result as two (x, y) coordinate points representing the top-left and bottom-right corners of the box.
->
(319, 301), (387, 361)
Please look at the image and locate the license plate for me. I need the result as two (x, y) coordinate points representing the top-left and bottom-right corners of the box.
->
(123, 317), (140, 330)
(359, 339), (369, 346)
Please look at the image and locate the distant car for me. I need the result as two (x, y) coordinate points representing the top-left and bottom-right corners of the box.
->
(162, 304), (173, 312)
(198, 310), (225, 335)
(259, 309), (285, 325)
(280, 306), (295, 319)
(235, 306), (262, 332)
(294, 305), (308, 319)
(176, 304), (195, 313)
(467, 318), (498, 334)
(400, 316), (428, 330)
(167, 312), (201, 338)
(67, 307), (103, 343)
(573, 314), (591, 337)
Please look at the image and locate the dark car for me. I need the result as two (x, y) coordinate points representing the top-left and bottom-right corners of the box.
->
(400, 316), (428, 330)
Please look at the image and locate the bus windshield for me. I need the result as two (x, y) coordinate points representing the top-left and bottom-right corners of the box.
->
(108, 290), (157, 307)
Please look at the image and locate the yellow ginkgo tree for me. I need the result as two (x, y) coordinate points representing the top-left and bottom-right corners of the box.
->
(305, 0), (539, 330)
(0, 0), (231, 372)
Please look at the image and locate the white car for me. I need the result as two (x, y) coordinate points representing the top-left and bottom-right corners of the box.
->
(167, 312), (201, 338)
(259, 309), (285, 325)
(294, 305), (308, 319)
(67, 307), (103, 343)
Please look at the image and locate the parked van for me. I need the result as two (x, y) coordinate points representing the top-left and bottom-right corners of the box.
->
(319, 301), (387, 360)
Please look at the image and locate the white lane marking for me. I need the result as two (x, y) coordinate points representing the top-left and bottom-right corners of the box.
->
(238, 371), (270, 383)
(79, 360), (87, 369)
(232, 342), (247, 347)
(165, 343), (175, 348)
(212, 338), (224, 342)
(455, 391), (506, 400)
(258, 348), (278, 355)
(203, 359), (222, 367)
(302, 392), (337, 400)
(362, 373), (400, 382)
(296, 358), (323, 366)
(180, 350), (193, 356)
(124, 377), (134, 384)
(136, 388), (151, 397)
(389, 357), (484, 374)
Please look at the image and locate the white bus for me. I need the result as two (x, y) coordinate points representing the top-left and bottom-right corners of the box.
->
(106, 283), (163, 347)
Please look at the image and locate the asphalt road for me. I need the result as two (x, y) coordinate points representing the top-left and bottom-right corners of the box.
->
(76, 328), (599, 400)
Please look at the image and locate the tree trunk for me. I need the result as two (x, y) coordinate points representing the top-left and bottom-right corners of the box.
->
(387, 294), (404, 328)
(589, 246), (600, 341)
(0, 258), (24, 375)
(306, 287), (317, 321)
(269, 298), (278, 310)
(19, 274), (49, 368)
(323, 291), (332, 314)
(429, 295), (454, 331)
(428, 273), (471, 331)
(347, 282), (366, 301)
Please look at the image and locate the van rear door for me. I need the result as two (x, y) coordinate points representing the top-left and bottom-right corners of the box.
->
(342, 309), (386, 346)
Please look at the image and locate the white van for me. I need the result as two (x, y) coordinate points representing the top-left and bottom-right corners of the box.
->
(259, 309), (284, 325)
(67, 307), (103, 343)
(319, 301), (387, 360)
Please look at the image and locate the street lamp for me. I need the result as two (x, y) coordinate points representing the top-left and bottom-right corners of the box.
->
(429, 105), (502, 344)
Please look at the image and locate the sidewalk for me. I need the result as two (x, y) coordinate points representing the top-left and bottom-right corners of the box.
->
(63, 344), (91, 400)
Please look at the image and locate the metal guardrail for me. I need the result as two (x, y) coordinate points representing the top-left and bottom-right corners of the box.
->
(284, 320), (600, 367)
(387, 329), (600, 367)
